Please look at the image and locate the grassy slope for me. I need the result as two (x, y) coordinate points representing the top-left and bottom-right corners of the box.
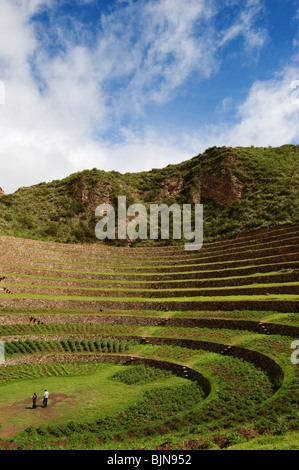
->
(0, 145), (298, 245)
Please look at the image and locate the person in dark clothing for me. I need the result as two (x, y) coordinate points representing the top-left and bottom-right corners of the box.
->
(32, 393), (37, 409)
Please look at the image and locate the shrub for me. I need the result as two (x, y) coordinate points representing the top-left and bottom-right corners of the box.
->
(33, 340), (44, 352)
(112, 365), (173, 385)
(119, 340), (127, 352)
(41, 341), (52, 351)
(19, 340), (35, 353)
(48, 341), (58, 351)
(81, 340), (89, 352)
(25, 339), (38, 352)
(11, 341), (26, 354)
(68, 339), (76, 352)
(7, 342), (20, 354)
(53, 340), (64, 352)
(226, 431), (247, 447)
(113, 340), (120, 353)
(75, 340), (83, 352)
(4, 343), (15, 355)
(60, 339), (70, 351)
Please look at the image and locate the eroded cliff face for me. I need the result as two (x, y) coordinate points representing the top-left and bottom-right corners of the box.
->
(158, 175), (184, 200)
(68, 149), (244, 211)
(71, 176), (112, 211)
(155, 153), (243, 207)
(200, 155), (243, 206)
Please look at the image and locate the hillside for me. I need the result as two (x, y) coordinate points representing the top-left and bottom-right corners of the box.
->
(0, 145), (298, 245)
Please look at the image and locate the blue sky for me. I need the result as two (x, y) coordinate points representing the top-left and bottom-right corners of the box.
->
(0, 0), (298, 193)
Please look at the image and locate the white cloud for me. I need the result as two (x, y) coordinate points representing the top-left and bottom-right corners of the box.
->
(188, 65), (299, 151)
(224, 67), (299, 147)
(218, 0), (267, 54)
(0, 0), (293, 195)
(89, 0), (218, 111)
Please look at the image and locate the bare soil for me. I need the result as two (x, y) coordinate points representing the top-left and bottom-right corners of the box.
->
(0, 393), (72, 439)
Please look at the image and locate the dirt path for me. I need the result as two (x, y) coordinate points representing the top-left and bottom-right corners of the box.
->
(0, 393), (72, 439)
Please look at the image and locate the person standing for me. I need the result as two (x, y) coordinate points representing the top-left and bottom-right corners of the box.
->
(43, 389), (49, 408)
(32, 393), (37, 409)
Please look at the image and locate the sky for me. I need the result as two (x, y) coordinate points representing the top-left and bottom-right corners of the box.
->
(0, 0), (299, 194)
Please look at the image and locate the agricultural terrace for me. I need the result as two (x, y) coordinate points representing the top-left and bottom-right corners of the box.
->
(0, 223), (298, 450)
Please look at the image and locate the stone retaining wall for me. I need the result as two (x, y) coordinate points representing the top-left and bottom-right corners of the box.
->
(0, 314), (298, 337)
(2, 334), (285, 385)
(136, 336), (284, 385)
(1, 225), (298, 261)
(5, 284), (299, 298)
(3, 272), (298, 290)
(0, 298), (298, 312)
(3, 241), (299, 266)
(3, 353), (212, 397)
(1, 261), (299, 282)
(1, 251), (299, 275)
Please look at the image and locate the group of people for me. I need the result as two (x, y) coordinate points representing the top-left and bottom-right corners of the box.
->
(32, 389), (49, 409)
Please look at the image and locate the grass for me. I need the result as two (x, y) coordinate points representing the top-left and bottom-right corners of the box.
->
(3, 343), (292, 450)
(0, 292), (298, 301)
(2, 281), (299, 292)
(3, 247), (299, 271)
(25, 242), (299, 269)
(0, 269), (295, 282)
(3, 231), (298, 260)
(226, 432), (299, 450)
(1, 259), (299, 277)
(0, 363), (188, 436)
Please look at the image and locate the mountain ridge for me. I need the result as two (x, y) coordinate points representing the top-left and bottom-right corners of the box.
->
(0, 144), (298, 246)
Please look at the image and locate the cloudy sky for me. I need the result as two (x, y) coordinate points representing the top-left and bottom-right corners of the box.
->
(0, 0), (299, 194)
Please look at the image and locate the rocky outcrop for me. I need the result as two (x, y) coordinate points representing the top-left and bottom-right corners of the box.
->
(190, 183), (201, 204)
(159, 175), (183, 200)
(200, 155), (243, 206)
(0, 188), (4, 196)
(71, 176), (112, 211)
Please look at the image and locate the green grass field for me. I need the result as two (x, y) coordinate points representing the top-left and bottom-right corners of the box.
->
(0, 363), (190, 436)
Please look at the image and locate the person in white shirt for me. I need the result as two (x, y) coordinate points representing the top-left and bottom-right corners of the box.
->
(43, 389), (49, 408)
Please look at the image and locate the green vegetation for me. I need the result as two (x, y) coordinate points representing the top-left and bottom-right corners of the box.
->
(0, 145), (298, 245)
(227, 432), (299, 450)
(0, 363), (191, 436)
(4, 338), (136, 357)
(0, 381), (204, 450)
(0, 163), (298, 451)
(111, 365), (173, 385)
